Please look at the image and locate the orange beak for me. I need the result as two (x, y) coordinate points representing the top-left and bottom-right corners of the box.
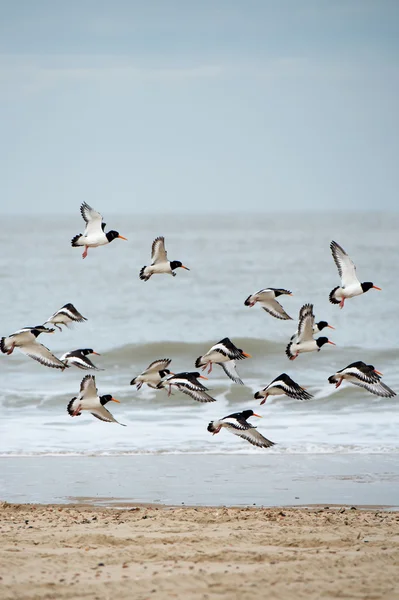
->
(327, 325), (335, 330)
(199, 375), (208, 380)
(181, 265), (190, 270)
(118, 235), (128, 241)
(243, 352), (252, 358)
(372, 285), (381, 290)
(374, 369), (383, 375)
(252, 413), (262, 418)
(92, 351), (101, 356)
(110, 397), (120, 403)
(328, 341), (336, 345)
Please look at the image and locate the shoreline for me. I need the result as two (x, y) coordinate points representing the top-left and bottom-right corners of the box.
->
(1, 502), (398, 600)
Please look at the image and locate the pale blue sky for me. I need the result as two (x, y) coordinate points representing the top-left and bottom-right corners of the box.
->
(1, 0), (398, 214)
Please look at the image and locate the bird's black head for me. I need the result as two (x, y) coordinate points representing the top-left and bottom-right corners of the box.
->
(99, 394), (120, 406)
(170, 260), (190, 271)
(106, 230), (121, 243)
(316, 337), (329, 348)
(159, 369), (171, 378)
(361, 282), (381, 293)
(80, 349), (94, 356)
(241, 409), (256, 419)
(316, 321), (328, 331)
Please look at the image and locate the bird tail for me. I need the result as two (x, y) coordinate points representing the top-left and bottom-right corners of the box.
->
(130, 377), (136, 385)
(67, 397), (79, 416)
(285, 342), (293, 359)
(244, 295), (252, 306)
(0, 338), (8, 354)
(328, 375), (337, 384)
(207, 421), (217, 433)
(195, 356), (204, 368)
(254, 392), (263, 399)
(329, 286), (341, 305)
(139, 266), (150, 281)
(71, 234), (83, 247)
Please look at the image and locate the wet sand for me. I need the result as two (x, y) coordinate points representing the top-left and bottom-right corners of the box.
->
(1, 502), (398, 600)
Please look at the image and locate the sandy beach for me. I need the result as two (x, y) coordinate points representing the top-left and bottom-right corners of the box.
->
(1, 502), (398, 600)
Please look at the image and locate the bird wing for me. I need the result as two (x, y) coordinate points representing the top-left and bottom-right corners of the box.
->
(177, 386), (216, 403)
(349, 379), (396, 398)
(297, 305), (315, 342)
(223, 421), (275, 448)
(169, 375), (207, 391)
(220, 361), (244, 385)
(47, 304), (86, 324)
(80, 202), (104, 235)
(143, 358), (172, 374)
(79, 374), (98, 398)
(344, 367), (380, 384)
(260, 298), (292, 320)
(151, 236), (168, 264)
(69, 355), (102, 370)
(210, 338), (246, 360)
(19, 341), (67, 369)
(330, 241), (359, 287)
(90, 406), (126, 426)
(269, 375), (312, 400)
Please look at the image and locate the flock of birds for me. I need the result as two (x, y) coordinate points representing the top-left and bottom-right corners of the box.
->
(1, 203), (396, 449)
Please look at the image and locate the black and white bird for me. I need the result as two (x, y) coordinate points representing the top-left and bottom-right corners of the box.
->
(254, 373), (313, 405)
(328, 362), (396, 398)
(45, 303), (87, 331)
(60, 349), (103, 370)
(207, 410), (275, 448)
(157, 371), (216, 403)
(290, 305), (334, 343)
(329, 240), (381, 308)
(195, 337), (251, 384)
(71, 202), (127, 259)
(139, 236), (190, 281)
(130, 359), (173, 390)
(0, 326), (67, 370)
(244, 288), (293, 320)
(67, 375), (126, 425)
(286, 303), (336, 360)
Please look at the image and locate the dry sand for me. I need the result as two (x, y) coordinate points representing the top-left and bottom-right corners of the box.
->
(1, 502), (398, 600)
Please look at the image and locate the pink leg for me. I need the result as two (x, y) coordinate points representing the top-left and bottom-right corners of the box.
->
(72, 404), (82, 417)
(260, 395), (268, 405)
(289, 354), (298, 361)
(82, 246), (88, 259)
(335, 378), (343, 389)
(7, 344), (15, 355)
(168, 385), (172, 397)
(339, 299), (345, 309)
(202, 364), (207, 371)
(208, 363), (213, 374)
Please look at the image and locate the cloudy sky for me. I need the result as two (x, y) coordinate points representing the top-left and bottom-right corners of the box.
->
(1, 1), (398, 214)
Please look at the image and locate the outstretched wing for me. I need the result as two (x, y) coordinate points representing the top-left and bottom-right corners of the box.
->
(297, 304), (315, 342)
(224, 421), (275, 448)
(79, 374), (98, 398)
(330, 241), (359, 287)
(151, 236), (168, 264)
(91, 406), (126, 426)
(80, 202), (104, 236)
(349, 378), (396, 398)
(177, 386), (216, 403)
(19, 341), (67, 370)
(220, 361), (244, 385)
(144, 358), (172, 374)
(269, 374), (312, 400)
(260, 298), (292, 320)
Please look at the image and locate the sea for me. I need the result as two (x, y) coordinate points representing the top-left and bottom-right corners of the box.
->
(1, 211), (398, 506)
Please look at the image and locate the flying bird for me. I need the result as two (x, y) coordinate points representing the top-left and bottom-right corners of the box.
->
(328, 361), (396, 398)
(139, 236), (190, 281)
(71, 202), (127, 259)
(290, 305), (334, 343)
(195, 337), (251, 384)
(329, 240), (381, 308)
(157, 371), (216, 403)
(130, 359), (173, 390)
(244, 288), (293, 320)
(286, 303), (336, 360)
(207, 410), (275, 448)
(60, 349), (103, 370)
(44, 303), (87, 331)
(67, 375), (126, 425)
(0, 326), (67, 370)
(254, 373), (313, 404)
